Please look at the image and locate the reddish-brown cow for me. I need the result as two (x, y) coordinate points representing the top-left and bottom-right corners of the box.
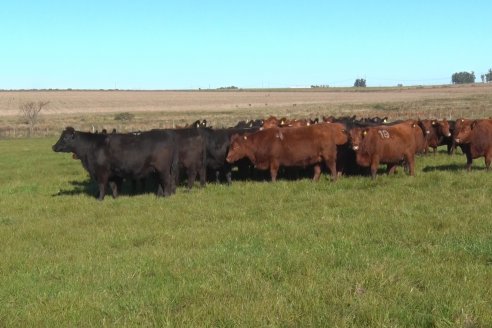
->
(454, 119), (492, 171)
(419, 119), (452, 154)
(349, 121), (419, 178)
(226, 123), (349, 181)
(262, 116), (311, 129)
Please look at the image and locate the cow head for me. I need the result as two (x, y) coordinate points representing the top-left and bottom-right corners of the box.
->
(418, 120), (433, 136)
(437, 119), (452, 137)
(262, 116), (279, 129)
(52, 127), (77, 153)
(454, 119), (474, 144)
(349, 128), (366, 151)
(226, 134), (251, 163)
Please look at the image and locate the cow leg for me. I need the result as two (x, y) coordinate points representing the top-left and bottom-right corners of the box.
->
(199, 166), (207, 187)
(186, 168), (197, 189)
(157, 171), (172, 197)
(97, 175), (108, 201)
(465, 151), (473, 171)
(225, 169), (232, 185)
(215, 170), (221, 183)
(386, 164), (397, 175)
(109, 180), (119, 198)
(370, 160), (379, 179)
(326, 158), (337, 181)
(406, 154), (415, 176)
(270, 162), (279, 182)
(433, 147), (437, 155)
(485, 152), (491, 171)
(312, 164), (321, 181)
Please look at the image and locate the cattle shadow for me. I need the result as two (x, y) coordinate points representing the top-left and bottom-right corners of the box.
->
(53, 178), (160, 198)
(422, 164), (486, 172)
(54, 180), (97, 197)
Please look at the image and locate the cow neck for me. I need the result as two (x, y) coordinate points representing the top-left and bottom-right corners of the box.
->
(73, 132), (105, 157)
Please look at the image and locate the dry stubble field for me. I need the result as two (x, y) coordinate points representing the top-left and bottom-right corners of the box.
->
(1, 84), (492, 137)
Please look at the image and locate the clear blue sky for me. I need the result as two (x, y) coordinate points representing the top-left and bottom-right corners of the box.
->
(1, 1), (490, 89)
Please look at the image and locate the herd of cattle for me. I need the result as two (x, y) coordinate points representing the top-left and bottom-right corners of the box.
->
(52, 115), (492, 200)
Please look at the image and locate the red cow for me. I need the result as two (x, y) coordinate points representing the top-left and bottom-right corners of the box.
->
(454, 119), (492, 171)
(349, 121), (419, 178)
(225, 123), (349, 181)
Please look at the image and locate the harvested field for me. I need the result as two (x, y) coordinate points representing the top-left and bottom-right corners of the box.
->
(1, 84), (492, 137)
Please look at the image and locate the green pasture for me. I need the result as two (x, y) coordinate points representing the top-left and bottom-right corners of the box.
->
(0, 137), (491, 327)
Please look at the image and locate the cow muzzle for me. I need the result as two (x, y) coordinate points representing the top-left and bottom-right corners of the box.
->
(446, 133), (451, 137)
(455, 138), (460, 143)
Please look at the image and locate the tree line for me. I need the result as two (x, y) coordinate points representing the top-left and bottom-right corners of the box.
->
(452, 69), (492, 84)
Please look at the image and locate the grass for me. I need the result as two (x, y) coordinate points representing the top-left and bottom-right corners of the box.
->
(1, 137), (491, 327)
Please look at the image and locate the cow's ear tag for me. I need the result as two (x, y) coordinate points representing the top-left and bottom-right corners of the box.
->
(243, 136), (247, 140)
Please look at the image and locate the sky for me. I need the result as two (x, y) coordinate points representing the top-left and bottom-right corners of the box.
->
(1, 1), (491, 89)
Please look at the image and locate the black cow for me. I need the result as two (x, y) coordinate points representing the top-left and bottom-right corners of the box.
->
(52, 127), (179, 200)
(171, 128), (207, 189)
(198, 127), (259, 184)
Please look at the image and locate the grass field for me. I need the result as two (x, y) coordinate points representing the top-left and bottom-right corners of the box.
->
(1, 137), (491, 327)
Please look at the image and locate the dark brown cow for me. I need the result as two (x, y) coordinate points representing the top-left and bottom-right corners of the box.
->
(225, 123), (349, 181)
(454, 119), (492, 171)
(349, 121), (419, 178)
(419, 119), (452, 154)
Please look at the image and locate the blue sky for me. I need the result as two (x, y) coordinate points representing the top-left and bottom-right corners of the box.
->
(1, 1), (490, 89)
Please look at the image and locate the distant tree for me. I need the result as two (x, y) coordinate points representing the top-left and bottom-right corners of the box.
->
(354, 78), (366, 87)
(485, 69), (492, 83)
(451, 71), (475, 84)
(19, 101), (49, 137)
(481, 74), (485, 83)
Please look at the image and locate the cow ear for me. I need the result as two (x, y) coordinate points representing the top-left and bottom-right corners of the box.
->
(471, 120), (478, 129)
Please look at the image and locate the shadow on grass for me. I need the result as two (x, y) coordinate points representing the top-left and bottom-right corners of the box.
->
(422, 164), (486, 172)
(53, 179), (160, 198)
(53, 180), (97, 197)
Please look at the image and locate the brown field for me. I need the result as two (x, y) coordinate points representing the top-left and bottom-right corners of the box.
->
(1, 84), (492, 137)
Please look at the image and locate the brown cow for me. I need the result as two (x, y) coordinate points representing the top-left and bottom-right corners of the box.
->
(419, 119), (452, 154)
(262, 116), (288, 129)
(225, 123), (349, 181)
(349, 121), (418, 178)
(262, 116), (311, 129)
(454, 119), (492, 171)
